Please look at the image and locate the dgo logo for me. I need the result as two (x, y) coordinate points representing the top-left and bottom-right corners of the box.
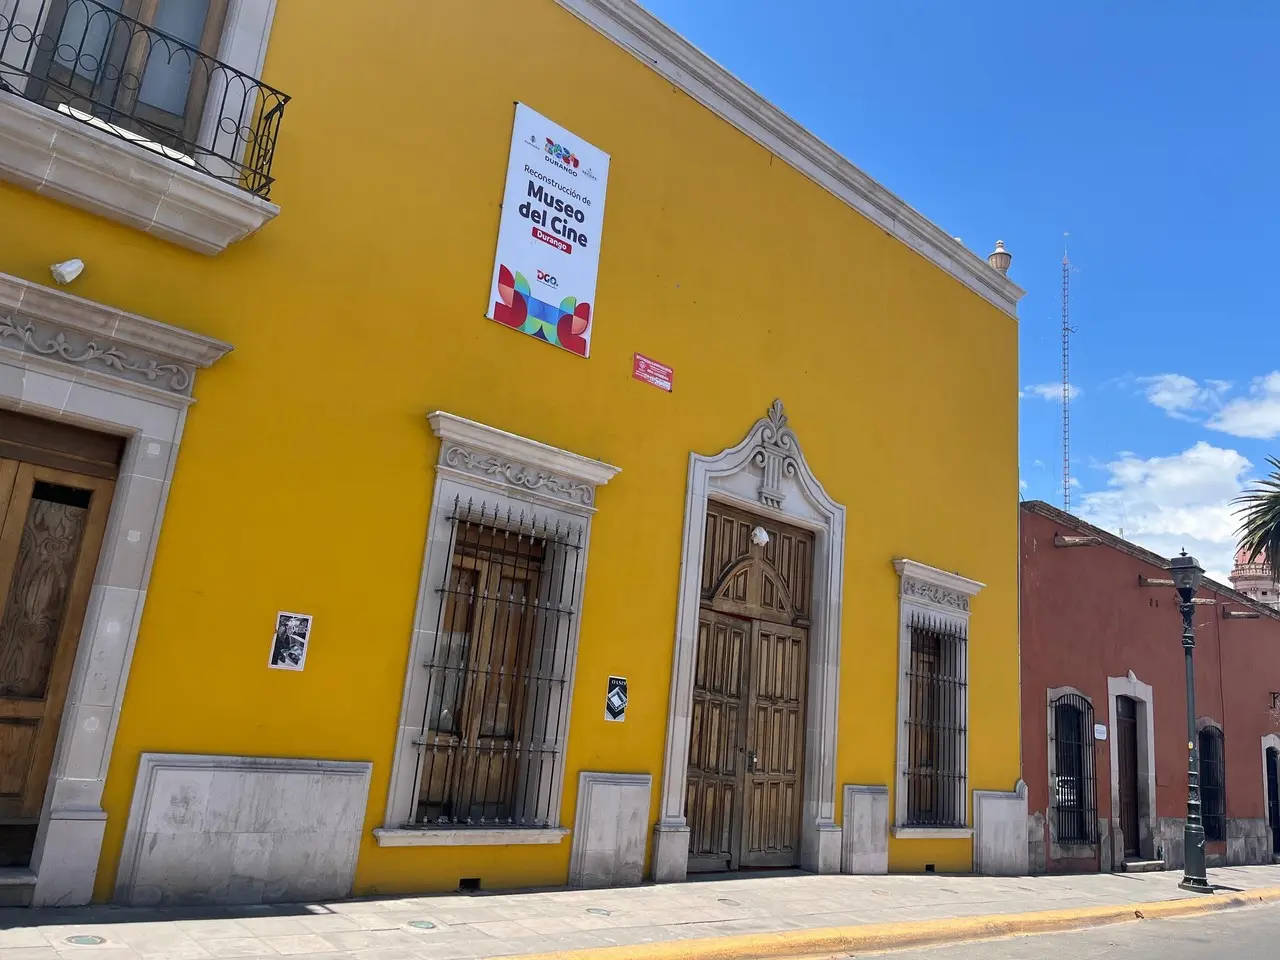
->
(544, 138), (579, 168)
(536, 269), (559, 287)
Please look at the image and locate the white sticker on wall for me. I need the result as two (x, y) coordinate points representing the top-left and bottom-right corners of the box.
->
(605, 676), (627, 722)
(1094, 723), (1107, 741)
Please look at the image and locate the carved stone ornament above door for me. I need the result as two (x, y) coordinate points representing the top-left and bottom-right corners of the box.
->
(0, 274), (230, 399)
(752, 400), (800, 509)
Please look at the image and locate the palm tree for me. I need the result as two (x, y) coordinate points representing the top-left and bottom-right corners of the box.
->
(1233, 456), (1280, 581)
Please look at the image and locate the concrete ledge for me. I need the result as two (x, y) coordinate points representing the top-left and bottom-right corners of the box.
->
(891, 826), (974, 840)
(500, 885), (1280, 960)
(373, 827), (570, 847)
(0, 93), (278, 255)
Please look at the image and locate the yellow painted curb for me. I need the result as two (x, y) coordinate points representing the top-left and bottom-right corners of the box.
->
(504, 885), (1280, 960)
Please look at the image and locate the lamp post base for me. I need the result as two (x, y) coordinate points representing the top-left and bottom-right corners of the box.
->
(1178, 877), (1214, 894)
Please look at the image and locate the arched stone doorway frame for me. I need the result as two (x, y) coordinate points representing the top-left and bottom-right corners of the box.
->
(651, 400), (846, 881)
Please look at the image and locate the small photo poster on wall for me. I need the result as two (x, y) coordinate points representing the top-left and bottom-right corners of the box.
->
(268, 612), (312, 671)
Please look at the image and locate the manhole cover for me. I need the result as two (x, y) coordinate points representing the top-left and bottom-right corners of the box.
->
(407, 921), (436, 930)
(586, 908), (611, 916)
(718, 898), (740, 906)
(65, 936), (106, 945)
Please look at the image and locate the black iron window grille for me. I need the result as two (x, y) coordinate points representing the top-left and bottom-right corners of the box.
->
(0, 0), (288, 197)
(1050, 693), (1098, 844)
(904, 612), (967, 828)
(411, 498), (583, 828)
(1199, 725), (1226, 842)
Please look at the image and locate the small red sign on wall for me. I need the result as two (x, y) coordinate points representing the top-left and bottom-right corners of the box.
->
(633, 353), (673, 392)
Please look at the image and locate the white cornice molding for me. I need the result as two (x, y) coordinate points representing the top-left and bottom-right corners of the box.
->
(553, 0), (1025, 318)
(429, 411), (620, 511)
(0, 272), (232, 397)
(894, 557), (985, 615)
(0, 94), (278, 255)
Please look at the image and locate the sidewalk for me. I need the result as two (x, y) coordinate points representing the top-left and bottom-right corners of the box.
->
(2, 864), (1280, 960)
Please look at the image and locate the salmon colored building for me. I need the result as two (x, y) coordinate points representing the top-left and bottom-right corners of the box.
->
(1021, 501), (1280, 874)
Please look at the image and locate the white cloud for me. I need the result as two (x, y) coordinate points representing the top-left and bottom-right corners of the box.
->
(1020, 479), (1028, 491)
(1140, 373), (1230, 419)
(1077, 441), (1252, 583)
(1208, 372), (1280, 439)
(1022, 382), (1081, 401)
(1137, 371), (1280, 439)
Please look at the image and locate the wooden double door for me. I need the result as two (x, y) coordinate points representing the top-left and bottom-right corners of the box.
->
(0, 412), (120, 865)
(686, 503), (814, 872)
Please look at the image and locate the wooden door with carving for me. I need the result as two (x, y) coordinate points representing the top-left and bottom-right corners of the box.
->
(0, 443), (118, 871)
(0, 463), (112, 826)
(685, 501), (813, 872)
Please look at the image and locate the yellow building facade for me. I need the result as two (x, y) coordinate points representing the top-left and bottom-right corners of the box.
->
(0, 0), (1025, 906)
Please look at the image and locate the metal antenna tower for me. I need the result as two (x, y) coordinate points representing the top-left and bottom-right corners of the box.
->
(1061, 238), (1075, 511)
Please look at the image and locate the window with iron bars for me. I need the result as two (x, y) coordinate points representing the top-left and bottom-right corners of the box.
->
(411, 499), (582, 828)
(904, 613), (967, 828)
(1050, 693), (1098, 844)
(1198, 725), (1226, 842)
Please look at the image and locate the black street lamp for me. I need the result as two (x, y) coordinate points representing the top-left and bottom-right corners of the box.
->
(1171, 550), (1212, 894)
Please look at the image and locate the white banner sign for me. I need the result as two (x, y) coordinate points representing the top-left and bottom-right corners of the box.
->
(487, 103), (611, 358)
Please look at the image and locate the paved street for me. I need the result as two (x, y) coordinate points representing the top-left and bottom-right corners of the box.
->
(880, 901), (1280, 959)
(0, 866), (1278, 959)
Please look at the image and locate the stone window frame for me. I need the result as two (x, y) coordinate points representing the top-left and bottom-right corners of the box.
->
(375, 411), (619, 847)
(1106, 672), (1157, 865)
(1045, 685), (1099, 859)
(0, 271), (231, 905)
(891, 558), (984, 839)
(651, 400), (847, 882)
(0, 0), (281, 253)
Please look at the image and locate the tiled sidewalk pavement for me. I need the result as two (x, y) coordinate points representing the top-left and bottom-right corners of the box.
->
(2, 864), (1280, 960)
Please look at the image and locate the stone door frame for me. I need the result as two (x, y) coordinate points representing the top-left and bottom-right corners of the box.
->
(1107, 672), (1157, 868)
(651, 400), (846, 882)
(0, 273), (230, 904)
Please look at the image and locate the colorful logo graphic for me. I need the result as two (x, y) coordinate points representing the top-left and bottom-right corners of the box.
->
(494, 264), (590, 357)
(545, 138), (579, 168)
(536, 269), (559, 288)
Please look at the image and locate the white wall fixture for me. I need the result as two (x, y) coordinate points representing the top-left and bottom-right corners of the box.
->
(49, 259), (84, 285)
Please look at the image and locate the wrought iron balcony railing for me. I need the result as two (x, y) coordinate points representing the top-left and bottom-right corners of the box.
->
(0, 0), (288, 198)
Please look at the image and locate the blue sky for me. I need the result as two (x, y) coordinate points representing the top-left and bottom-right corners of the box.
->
(637, 0), (1280, 581)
